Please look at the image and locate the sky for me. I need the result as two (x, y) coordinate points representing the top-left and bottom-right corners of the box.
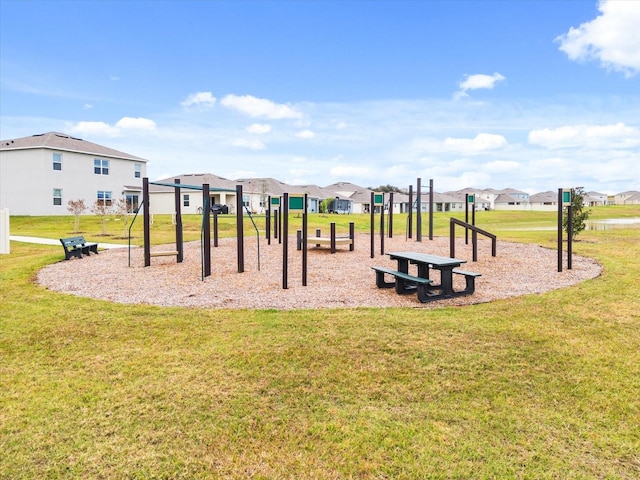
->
(1, 0), (639, 195)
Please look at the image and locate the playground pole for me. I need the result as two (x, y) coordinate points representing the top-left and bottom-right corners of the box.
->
(202, 183), (211, 277)
(388, 192), (394, 238)
(302, 193), (308, 286)
(370, 191), (375, 258)
(416, 178), (422, 242)
(283, 193), (289, 289)
(143, 177), (151, 267)
(236, 185), (244, 273)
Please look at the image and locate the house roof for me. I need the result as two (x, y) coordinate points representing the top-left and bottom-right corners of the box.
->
(0, 131), (147, 162)
(149, 173), (236, 192)
(530, 191), (557, 203)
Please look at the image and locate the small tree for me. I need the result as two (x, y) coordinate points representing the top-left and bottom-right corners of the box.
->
(113, 197), (132, 238)
(563, 186), (591, 240)
(67, 199), (87, 233)
(91, 199), (112, 236)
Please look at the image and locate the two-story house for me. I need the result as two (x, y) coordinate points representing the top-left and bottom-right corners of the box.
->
(0, 132), (147, 215)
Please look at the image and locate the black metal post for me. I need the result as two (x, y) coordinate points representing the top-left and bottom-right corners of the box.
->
(370, 191), (375, 258)
(465, 194), (469, 245)
(202, 183), (211, 277)
(236, 185), (244, 273)
(302, 193), (308, 286)
(143, 177), (151, 267)
(558, 188), (563, 272)
(416, 178), (422, 242)
(283, 193), (288, 289)
(388, 192), (394, 238)
(266, 196), (271, 245)
(567, 204), (573, 270)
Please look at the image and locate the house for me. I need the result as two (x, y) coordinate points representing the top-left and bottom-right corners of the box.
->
(613, 191), (640, 205)
(529, 191), (558, 211)
(148, 173), (238, 215)
(0, 132), (147, 215)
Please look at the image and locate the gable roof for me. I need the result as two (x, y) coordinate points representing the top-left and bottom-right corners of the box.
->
(149, 173), (236, 192)
(0, 131), (146, 162)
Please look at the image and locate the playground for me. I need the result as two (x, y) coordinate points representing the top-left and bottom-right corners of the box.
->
(37, 232), (602, 309)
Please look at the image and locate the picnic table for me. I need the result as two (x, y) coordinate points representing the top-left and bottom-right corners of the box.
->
(372, 251), (481, 302)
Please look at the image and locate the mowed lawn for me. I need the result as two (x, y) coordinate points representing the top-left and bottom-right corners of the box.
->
(1, 209), (639, 479)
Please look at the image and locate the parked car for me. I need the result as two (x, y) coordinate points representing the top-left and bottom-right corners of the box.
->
(211, 204), (229, 214)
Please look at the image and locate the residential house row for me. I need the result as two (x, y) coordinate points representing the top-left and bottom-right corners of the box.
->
(2, 132), (639, 216)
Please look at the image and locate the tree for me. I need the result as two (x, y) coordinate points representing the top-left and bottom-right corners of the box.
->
(67, 199), (87, 233)
(368, 184), (405, 193)
(113, 197), (132, 238)
(563, 186), (591, 240)
(91, 199), (112, 236)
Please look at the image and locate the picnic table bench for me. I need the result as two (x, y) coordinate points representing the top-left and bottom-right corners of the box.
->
(297, 222), (355, 254)
(373, 251), (481, 302)
(60, 236), (99, 260)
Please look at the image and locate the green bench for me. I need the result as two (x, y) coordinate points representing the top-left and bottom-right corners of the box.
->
(371, 266), (433, 302)
(452, 269), (482, 295)
(60, 236), (99, 260)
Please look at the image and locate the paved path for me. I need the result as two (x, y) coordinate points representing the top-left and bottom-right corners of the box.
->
(10, 236), (128, 249)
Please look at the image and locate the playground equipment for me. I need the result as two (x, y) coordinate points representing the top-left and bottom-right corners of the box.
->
(133, 178), (257, 280)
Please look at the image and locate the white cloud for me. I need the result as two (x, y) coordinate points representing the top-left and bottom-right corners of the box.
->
(485, 160), (521, 173)
(230, 138), (266, 150)
(443, 133), (508, 153)
(329, 164), (376, 179)
(70, 121), (119, 137)
(556, 0), (640, 77)
(69, 117), (157, 137)
(454, 72), (505, 99)
(181, 91), (217, 109)
(246, 123), (272, 134)
(221, 94), (302, 119)
(528, 123), (640, 149)
(295, 129), (315, 139)
(115, 117), (157, 131)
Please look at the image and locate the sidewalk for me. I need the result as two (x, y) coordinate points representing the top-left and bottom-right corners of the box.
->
(9, 236), (128, 249)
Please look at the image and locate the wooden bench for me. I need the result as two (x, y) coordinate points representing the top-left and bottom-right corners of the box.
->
(452, 269), (482, 295)
(60, 236), (99, 260)
(372, 266), (433, 302)
(297, 222), (355, 253)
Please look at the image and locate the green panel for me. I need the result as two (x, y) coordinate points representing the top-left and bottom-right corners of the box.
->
(467, 194), (475, 203)
(562, 190), (572, 205)
(270, 197), (280, 206)
(288, 195), (305, 211)
(374, 193), (384, 206)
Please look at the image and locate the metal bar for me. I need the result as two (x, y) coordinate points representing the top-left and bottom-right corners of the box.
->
(143, 177), (151, 267)
(236, 185), (244, 273)
(202, 183), (211, 277)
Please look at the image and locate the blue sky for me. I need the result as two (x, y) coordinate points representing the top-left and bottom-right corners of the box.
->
(1, 0), (639, 194)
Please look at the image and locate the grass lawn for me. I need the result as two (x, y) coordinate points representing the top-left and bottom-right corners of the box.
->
(1, 208), (639, 478)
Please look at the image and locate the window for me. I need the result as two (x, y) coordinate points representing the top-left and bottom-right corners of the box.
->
(126, 194), (139, 213)
(53, 153), (62, 171)
(53, 188), (62, 206)
(94, 158), (109, 175)
(97, 191), (112, 206)
(134, 163), (141, 178)
(183, 194), (190, 207)
(243, 194), (250, 207)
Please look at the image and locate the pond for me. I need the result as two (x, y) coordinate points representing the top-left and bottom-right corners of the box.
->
(586, 218), (640, 230)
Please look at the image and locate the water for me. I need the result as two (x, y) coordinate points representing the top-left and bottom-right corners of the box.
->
(586, 218), (640, 230)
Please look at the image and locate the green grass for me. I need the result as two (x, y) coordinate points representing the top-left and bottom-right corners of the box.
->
(1, 208), (639, 478)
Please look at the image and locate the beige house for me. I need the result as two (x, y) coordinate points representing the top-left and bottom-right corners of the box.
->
(0, 132), (147, 215)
